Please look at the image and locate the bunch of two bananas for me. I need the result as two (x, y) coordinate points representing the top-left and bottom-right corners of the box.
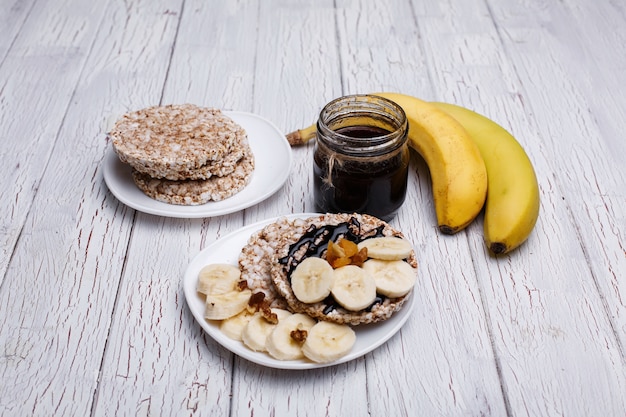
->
(288, 92), (540, 256)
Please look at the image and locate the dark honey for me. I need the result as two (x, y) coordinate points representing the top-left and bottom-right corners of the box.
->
(313, 95), (409, 221)
(313, 132), (409, 220)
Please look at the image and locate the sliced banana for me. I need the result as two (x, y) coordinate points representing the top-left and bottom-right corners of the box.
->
(241, 308), (292, 352)
(331, 265), (377, 311)
(291, 257), (335, 303)
(266, 313), (316, 360)
(302, 321), (356, 363)
(357, 237), (413, 261)
(197, 263), (242, 296)
(362, 259), (417, 298)
(220, 310), (254, 341)
(204, 289), (252, 321)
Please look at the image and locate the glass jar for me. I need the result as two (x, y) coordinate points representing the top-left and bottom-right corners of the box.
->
(313, 94), (410, 221)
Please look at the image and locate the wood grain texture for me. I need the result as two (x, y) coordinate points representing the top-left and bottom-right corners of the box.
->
(0, 0), (36, 63)
(0, 0), (107, 286)
(487, 0), (626, 354)
(91, 1), (242, 416)
(417, 0), (626, 415)
(0, 0), (624, 416)
(230, 2), (371, 416)
(335, 1), (508, 415)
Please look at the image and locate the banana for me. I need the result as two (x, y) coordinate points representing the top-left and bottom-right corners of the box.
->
(373, 92), (487, 233)
(361, 259), (417, 298)
(242, 309), (292, 352)
(204, 289), (252, 321)
(197, 263), (241, 295)
(220, 310), (254, 341)
(266, 313), (317, 360)
(302, 321), (357, 363)
(357, 236), (413, 261)
(331, 265), (377, 311)
(431, 102), (540, 254)
(291, 257), (335, 303)
(285, 92), (488, 234)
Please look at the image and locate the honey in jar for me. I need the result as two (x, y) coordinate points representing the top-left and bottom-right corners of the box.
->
(313, 94), (409, 221)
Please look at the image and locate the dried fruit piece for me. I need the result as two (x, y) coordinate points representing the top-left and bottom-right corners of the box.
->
(338, 238), (359, 257)
(350, 247), (368, 267)
(326, 238), (367, 269)
(326, 240), (346, 266)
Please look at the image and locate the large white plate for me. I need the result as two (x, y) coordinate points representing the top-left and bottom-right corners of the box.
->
(103, 111), (293, 218)
(183, 213), (415, 370)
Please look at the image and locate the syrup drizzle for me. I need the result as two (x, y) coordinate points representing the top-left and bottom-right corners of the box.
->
(278, 216), (388, 315)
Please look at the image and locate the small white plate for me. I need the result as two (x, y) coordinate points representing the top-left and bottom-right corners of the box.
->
(103, 111), (293, 218)
(183, 213), (415, 370)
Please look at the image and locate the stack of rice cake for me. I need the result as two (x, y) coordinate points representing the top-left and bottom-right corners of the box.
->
(109, 104), (254, 205)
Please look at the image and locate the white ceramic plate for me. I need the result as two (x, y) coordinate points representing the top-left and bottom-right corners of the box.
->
(183, 213), (415, 370)
(102, 111), (293, 218)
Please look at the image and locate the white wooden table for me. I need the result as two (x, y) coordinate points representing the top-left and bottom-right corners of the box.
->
(1, 0), (625, 416)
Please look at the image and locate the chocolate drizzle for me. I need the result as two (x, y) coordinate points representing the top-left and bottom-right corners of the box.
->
(277, 216), (390, 316)
(278, 216), (386, 274)
(322, 294), (385, 315)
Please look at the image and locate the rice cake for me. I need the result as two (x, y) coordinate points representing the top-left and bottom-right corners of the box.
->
(109, 104), (246, 180)
(237, 213), (417, 325)
(269, 213), (417, 325)
(238, 216), (310, 309)
(131, 145), (254, 205)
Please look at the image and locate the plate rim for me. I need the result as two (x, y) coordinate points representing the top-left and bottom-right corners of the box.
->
(102, 110), (293, 218)
(183, 213), (415, 370)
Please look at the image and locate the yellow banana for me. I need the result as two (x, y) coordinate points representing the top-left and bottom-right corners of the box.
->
(373, 92), (487, 234)
(431, 102), (540, 254)
(285, 92), (488, 234)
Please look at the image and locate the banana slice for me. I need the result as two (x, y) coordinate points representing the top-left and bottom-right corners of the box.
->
(302, 321), (356, 363)
(357, 237), (413, 261)
(197, 263), (242, 295)
(241, 309), (292, 352)
(220, 310), (254, 341)
(204, 289), (252, 321)
(266, 313), (316, 360)
(362, 259), (417, 298)
(331, 265), (377, 311)
(291, 257), (335, 303)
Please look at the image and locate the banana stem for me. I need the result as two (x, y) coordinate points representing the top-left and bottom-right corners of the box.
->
(286, 125), (316, 146)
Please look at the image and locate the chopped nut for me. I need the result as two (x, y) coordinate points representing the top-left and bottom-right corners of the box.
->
(290, 326), (308, 345)
(261, 307), (279, 324)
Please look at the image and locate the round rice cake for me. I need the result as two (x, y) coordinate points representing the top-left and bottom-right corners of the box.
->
(269, 213), (418, 325)
(172, 143), (246, 181)
(238, 216), (310, 309)
(131, 145), (254, 205)
(109, 104), (247, 179)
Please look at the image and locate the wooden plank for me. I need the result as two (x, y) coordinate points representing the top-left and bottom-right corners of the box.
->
(488, 0), (626, 351)
(90, 0), (263, 415)
(0, 0), (108, 284)
(0, 0), (37, 63)
(222, 1), (372, 416)
(246, 0), (344, 221)
(333, 0), (509, 415)
(416, 0), (626, 415)
(91, 0), (246, 415)
(0, 0), (197, 415)
(0, 0), (622, 416)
